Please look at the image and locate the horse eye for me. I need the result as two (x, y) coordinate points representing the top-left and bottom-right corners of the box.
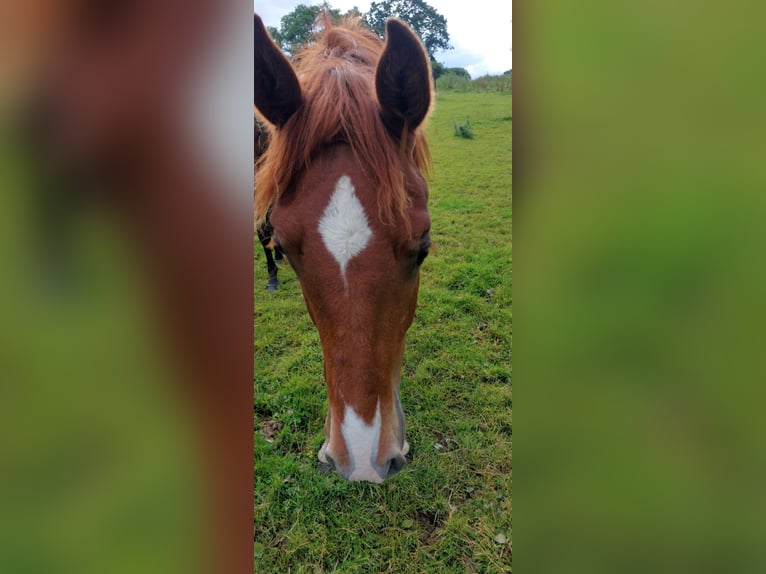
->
(415, 242), (430, 266)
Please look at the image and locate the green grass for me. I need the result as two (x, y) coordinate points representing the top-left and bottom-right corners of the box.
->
(254, 91), (512, 573)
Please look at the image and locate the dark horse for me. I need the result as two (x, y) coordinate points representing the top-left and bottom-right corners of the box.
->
(254, 14), (433, 482)
(255, 115), (284, 290)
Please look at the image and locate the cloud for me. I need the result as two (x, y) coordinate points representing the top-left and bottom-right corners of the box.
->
(254, 1), (303, 29)
(435, 47), (486, 78)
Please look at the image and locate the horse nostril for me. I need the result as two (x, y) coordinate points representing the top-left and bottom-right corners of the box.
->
(385, 455), (406, 478)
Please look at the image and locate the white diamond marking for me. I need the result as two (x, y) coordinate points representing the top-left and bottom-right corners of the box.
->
(318, 175), (373, 281)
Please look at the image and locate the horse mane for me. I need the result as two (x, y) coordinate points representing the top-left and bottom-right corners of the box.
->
(254, 15), (431, 229)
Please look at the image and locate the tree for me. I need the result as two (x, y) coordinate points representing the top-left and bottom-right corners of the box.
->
(269, 3), (360, 56)
(430, 60), (445, 79)
(267, 26), (283, 48)
(364, 0), (452, 60)
(272, 4), (324, 56)
(445, 67), (471, 79)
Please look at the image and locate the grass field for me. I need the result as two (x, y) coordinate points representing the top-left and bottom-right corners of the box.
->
(254, 90), (512, 573)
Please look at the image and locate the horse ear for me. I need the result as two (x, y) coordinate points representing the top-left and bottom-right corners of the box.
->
(375, 19), (433, 136)
(254, 14), (302, 127)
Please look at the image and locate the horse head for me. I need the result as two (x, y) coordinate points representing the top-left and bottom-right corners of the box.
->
(254, 14), (433, 482)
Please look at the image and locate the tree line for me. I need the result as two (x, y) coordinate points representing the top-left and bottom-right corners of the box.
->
(266, 0), (471, 80)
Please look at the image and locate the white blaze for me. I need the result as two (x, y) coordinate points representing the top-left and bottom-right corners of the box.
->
(342, 401), (383, 483)
(318, 175), (373, 281)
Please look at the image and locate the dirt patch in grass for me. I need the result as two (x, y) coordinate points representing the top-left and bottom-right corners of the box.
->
(417, 509), (446, 546)
(433, 431), (460, 452)
(260, 420), (283, 441)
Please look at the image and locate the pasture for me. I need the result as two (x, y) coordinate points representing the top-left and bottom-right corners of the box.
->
(254, 90), (512, 573)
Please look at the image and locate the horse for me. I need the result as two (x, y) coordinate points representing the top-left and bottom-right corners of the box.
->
(255, 115), (284, 290)
(254, 13), (433, 483)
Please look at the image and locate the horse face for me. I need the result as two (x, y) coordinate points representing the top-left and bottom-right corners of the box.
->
(255, 15), (433, 482)
(271, 146), (430, 483)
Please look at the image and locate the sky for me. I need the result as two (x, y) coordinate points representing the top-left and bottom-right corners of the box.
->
(254, 1), (512, 77)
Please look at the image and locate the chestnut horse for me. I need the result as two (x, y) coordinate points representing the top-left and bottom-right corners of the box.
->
(254, 14), (433, 483)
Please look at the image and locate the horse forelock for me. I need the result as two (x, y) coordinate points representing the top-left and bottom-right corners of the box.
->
(254, 17), (431, 230)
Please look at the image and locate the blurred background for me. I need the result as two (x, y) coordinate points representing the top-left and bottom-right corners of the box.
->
(1, 1), (253, 572)
(519, 1), (766, 573)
